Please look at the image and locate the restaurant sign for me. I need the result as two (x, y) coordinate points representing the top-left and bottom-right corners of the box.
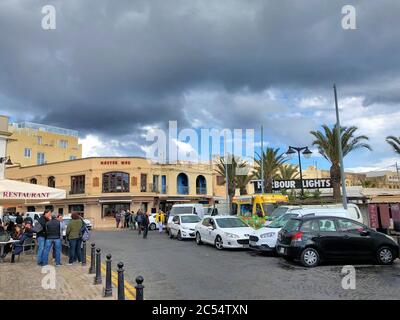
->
(252, 178), (332, 193)
(2, 192), (51, 199)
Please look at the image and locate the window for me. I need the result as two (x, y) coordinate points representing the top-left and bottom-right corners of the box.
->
(103, 172), (129, 193)
(202, 218), (211, 227)
(152, 175), (159, 192)
(140, 174), (147, 192)
(24, 148), (31, 158)
(181, 215), (201, 223)
(59, 140), (68, 148)
(318, 219), (337, 232)
(30, 178), (37, 184)
(337, 219), (364, 232)
(37, 152), (45, 165)
(68, 204), (84, 216)
(37, 136), (42, 145)
(48, 176), (55, 188)
(300, 220), (320, 232)
(70, 156), (77, 160)
(172, 216), (179, 224)
(71, 175), (85, 194)
(216, 218), (248, 228)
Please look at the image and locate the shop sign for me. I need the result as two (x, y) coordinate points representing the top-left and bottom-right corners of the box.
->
(100, 160), (131, 165)
(252, 179), (332, 193)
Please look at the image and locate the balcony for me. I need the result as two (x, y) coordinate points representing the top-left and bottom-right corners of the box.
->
(196, 186), (207, 195)
(69, 190), (85, 195)
(177, 186), (189, 195)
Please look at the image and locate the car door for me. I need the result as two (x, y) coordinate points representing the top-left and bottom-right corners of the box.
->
(171, 215), (180, 236)
(314, 218), (345, 259)
(336, 218), (373, 258)
(208, 218), (219, 242)
(199, 218), (211, 243)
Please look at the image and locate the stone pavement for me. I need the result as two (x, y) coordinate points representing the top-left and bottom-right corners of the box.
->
(0, 253), (119, 300)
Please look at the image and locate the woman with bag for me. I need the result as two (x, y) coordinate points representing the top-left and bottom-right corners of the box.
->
(66, 212), (83, 265)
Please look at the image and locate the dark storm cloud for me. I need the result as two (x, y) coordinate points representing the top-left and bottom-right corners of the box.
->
(0, 0), (399, 155)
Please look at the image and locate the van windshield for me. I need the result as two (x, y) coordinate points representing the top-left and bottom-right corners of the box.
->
(171, 207), (193, 215)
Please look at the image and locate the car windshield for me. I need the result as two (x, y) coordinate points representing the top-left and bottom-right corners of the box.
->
(181, 216), (201, 223)
(283, 219), (301, 232)
(268, 213), (298, 228)
(216, 218), (248, 228)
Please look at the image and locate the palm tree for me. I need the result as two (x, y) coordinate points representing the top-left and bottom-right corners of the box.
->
(386, 136), (400, 155)
(310, 124), (371, 202)
(278, 164), (299, 180)
(253, 148), (287, 192)
(214, 155), (249, 205)
(236, 173), (254, 195)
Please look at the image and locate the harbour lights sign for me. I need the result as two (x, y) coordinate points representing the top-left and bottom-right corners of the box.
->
(252, 179), (332, 193)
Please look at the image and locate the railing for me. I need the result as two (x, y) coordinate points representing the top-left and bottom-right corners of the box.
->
(177, 186), (189, 195)
(69, 190), (85, 195)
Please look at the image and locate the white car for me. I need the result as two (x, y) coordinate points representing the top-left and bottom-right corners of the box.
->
(249, 208), (353, 253)
(62, 215), (92, 237)
(149, 213), (166, 231)
(195, 216), (254, 250)
(169, 214), (201, 240)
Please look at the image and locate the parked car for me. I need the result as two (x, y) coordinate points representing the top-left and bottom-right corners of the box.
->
(62, 214), (92, 237)
(269, 203), (363, 225)
(195, 216), (253, 250)
(250, 208), (352, 254)
(166, 203), (206, 234)
(169, 214), (201, 240)
(149, 213), (166, 231)
(276, 215), (399, 267)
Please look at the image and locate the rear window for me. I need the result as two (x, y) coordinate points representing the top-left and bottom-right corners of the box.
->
(284, 219), (301, 232)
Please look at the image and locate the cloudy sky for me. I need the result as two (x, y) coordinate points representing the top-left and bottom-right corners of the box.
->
(1, 0), (399, 172)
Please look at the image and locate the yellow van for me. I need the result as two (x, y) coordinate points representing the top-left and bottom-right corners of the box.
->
(232, 194), (289, 229)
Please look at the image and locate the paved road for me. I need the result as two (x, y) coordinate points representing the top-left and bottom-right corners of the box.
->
(91, 229), (400, 300)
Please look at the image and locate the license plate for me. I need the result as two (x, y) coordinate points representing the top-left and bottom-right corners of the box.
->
(279, 247), (285, 254)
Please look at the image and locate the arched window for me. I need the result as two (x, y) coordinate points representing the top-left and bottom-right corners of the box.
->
(102, 172), (130, 193)
(30, 178), (37, 184)
(177, 173), (189, 195)
(196, 175), (207, 195)
(48, 176), (55, 188)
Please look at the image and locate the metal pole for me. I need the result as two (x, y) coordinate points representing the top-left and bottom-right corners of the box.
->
(333, 84), (348, 209)
(261, 125), (264, 194)
(94, 248), (102, 285)
(81, 241), (87, 266)
(297, 149), (304, 198)
(117, 262), (125, 300)
(104, 254), (113, 297)
(396, 162), (400, 189)
(135, 276), (145, 300)
(89, 243), (95, 274)
(224, 131), (230, 213)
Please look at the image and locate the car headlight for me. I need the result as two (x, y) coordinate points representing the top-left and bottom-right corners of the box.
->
(224, 232), (239, 239)
(260, 232), (275, 238)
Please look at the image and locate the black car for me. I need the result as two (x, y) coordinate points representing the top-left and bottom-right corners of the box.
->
(276, 216), (399, 267)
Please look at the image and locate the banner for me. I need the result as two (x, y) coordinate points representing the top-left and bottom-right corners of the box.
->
(368, 204), (379, 229)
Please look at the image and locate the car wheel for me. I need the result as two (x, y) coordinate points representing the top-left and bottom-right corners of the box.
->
(195, 232), (202, 245)
(214, 235), (224, 250)
(377, 246), (394, 265)
(300, 248), (320, 268)
(177, 231), (183, 241)
(149, 223), (156, 231)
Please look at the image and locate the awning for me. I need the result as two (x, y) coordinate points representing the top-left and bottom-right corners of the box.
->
(0, 179), (66, 204)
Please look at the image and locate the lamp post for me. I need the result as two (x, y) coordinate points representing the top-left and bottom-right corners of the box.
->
(285, 146), (312, 198)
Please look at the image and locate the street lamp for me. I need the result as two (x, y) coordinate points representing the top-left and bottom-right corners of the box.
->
(285, 146), (312, 198)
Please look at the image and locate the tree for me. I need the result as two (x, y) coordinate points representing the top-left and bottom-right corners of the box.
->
(310, 124), (371, 202)
(236, 173), (254, 195)
(386, 136), (400, 155)
(253, 148), (287, 193)
(214, 155), (249, 205)
(278, 164), (299, 180)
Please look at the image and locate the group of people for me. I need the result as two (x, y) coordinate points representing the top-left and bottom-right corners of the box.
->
(114, 209), (167, 239)
(0, 216), (34, 262)
(1, 209), (88, 266)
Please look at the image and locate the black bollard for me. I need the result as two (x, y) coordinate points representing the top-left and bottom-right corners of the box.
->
(94, 248), (102, 285)
(104, 254), (113, 297)
(117, 262), (125, 300)
(89, 243), (96, 274)
(135, 276), (144, 300)
(81, 241), (87, 266)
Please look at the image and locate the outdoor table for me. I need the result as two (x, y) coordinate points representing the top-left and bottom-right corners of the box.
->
(0, 239), (20, 263)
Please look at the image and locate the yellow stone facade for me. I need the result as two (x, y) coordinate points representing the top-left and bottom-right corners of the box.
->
(5, 157), (217, 228)
(7, 122), (82, 167)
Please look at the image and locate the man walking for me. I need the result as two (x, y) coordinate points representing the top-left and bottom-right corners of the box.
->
(130, 211), (137, 230)
(115, 211), (121, 229)
(142, 212), (150, 239)
(136, 209), (143, 235)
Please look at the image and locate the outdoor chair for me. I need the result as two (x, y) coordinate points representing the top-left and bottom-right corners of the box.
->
(11, 237), (36, 262)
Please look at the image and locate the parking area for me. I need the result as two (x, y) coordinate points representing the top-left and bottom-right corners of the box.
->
(91, 230), (400, 300)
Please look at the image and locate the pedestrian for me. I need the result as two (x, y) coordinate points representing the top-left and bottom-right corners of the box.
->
(115, 211), (121, 229)
(142, 212), (150, 239)
(136, 209), (143, 235)
(23, 214), (33, 226)
(155, 210), (166, 233)
(119, 210), (125, 228)
(33, 209), (52, 266)
(124, 210), (131, 228)
(129, 211), (137, 230)
(66, 212), (84, 265)
(15, 212), (23, 225)
(42, 212), (62, 266)
(53, 213), (64, 261)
